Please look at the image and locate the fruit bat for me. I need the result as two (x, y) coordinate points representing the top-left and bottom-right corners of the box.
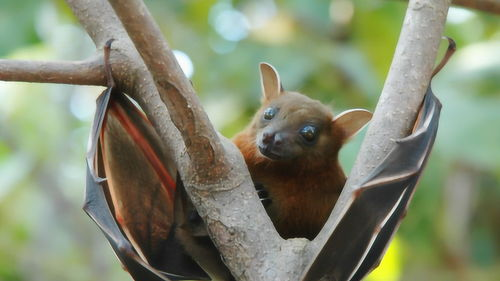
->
(84, 37), (455, 281)
(233, 63), (372, 240)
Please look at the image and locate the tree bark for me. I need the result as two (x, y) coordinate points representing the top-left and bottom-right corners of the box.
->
(312, 0), (452, 259)
(0, 57), (105, 85)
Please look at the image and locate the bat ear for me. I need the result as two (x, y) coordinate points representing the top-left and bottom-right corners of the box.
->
(333, 109), (372, 141)
(260, 62), (284, 102)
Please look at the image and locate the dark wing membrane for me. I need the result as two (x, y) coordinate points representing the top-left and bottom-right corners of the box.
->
(302, 87), (441, 281)
(87, 87), (112, 178)
(347, 88), (441, 281)
(101, 91), (176, 264)
(84, 163), (178, 281)
(84, 87), (209, 280)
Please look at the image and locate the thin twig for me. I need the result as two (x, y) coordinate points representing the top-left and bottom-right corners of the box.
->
(0, 57), (105, 86)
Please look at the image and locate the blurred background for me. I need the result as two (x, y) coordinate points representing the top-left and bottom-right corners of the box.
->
(0, 0), (499, 280)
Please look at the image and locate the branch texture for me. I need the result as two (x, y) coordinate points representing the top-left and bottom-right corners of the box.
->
(0, 57), (105, 86)
(107, 0), (227, 182)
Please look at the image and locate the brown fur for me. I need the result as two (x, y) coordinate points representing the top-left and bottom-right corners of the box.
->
(233, 91), (349, 240)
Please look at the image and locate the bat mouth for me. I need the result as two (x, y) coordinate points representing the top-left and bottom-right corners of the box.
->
(258, 145), (283, 160)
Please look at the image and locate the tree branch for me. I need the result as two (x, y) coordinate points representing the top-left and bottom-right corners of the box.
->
(62, 1), (293, 280)
(64, 0), (186, 172)
(0, 57), (105, 86)
(311, 0), (452, 261)
(107, 0), (227, 181)
(453, 0), (500, 14)
(105, 1), (301, 280)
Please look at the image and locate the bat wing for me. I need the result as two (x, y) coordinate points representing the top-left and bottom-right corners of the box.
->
(84, 86), (210, 280)
(302, 87), (441, 281)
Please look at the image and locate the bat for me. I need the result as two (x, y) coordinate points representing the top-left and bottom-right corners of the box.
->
(233, 62), (372, 240)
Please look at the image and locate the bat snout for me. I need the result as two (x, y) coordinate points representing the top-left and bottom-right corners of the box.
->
(257, 131), (290, 160)
(261, 131), (284, 146)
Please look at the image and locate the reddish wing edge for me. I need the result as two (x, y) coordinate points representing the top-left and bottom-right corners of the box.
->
(84, 86), (210, 281)
(302, 87), (441, 281)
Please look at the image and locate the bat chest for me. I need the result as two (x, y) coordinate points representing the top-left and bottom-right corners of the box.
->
(265, 180), (341, 240)
(249, 159), (346, 239)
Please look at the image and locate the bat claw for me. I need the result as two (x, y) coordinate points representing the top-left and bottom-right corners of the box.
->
(103, 38), (115, 88)
(255, 183), (272, 207)
(188, 209), (203, 224)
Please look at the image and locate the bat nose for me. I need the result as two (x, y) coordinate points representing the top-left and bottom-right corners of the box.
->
(262, 131), (274, 145)
(262, 131), (283, 146)
(274, 133), (283, 146)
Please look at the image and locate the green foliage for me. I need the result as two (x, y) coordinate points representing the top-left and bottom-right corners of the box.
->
(0, 0), (499, 280)
(0, 0), (43, 56)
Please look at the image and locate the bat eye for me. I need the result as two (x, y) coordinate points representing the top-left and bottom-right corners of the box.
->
(300, 125), (317, 142)
(263, 107), (277, 120)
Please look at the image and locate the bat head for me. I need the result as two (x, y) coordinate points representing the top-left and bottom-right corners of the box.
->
(253, 63), (372, 162)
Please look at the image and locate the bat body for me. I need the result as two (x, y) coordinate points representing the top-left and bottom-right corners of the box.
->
(233, 63), (372, 239)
